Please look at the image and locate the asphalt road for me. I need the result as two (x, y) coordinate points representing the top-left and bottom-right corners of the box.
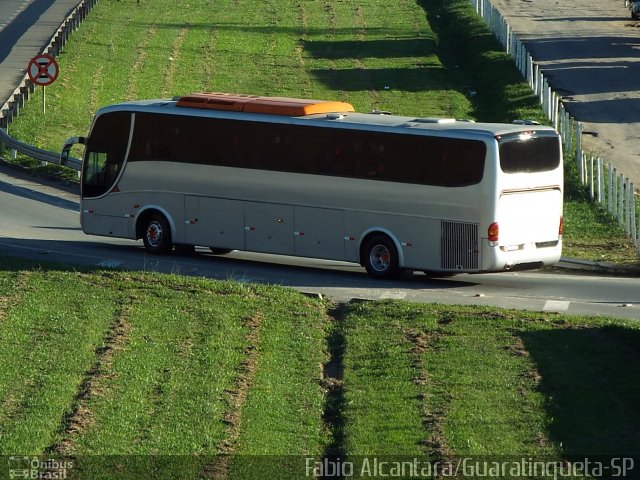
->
(1, 164), (639, 320)
(0, 0), (80, 108)
(491, 0), (640, 186)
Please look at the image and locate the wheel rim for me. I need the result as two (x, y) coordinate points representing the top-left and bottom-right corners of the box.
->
(146, 220), (163, 247)
(369, 244), (391, 272)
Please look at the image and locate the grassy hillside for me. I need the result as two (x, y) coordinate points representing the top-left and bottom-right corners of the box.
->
(9, 0), (473, 149)
(0, 257), (639, 478)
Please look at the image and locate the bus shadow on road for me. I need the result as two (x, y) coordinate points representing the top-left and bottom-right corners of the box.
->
(0, 238), (480, 292)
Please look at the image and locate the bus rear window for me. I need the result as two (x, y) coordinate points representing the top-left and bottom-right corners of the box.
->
(499, 134), (560, 173)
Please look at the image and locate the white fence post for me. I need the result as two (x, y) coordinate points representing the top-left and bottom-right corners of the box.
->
(625, 178), (631, 235)
(637, 198), (640, 251)
(630, 184), (636, 242)
(575, 122), (582, 180)
(612, 167), (618, 216)
(589, 155), (595, 203)
(608, 165), (614, 215)
(619, 174), (625, 226)
(597, 157), (603, 206)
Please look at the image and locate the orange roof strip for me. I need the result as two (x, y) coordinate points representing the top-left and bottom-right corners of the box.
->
(176, 93), (355, 116)
(175, 93), (259, 111)
(244, 97), (355, 116)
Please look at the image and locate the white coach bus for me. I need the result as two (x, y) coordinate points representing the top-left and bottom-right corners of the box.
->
(62, 92), (563, 278)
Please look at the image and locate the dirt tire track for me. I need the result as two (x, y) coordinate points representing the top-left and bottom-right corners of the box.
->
(162, 26), (189, 98)
(203, 26), (219, 91)
(127, 24), (158, 100)
(294, 2), (313, 95)
(317, 303), (347, 476)
(321, 1), (347, 97)
(201, 311), (264, 479)
(403, 324), (455, 463)
(46, 296), (136, 455)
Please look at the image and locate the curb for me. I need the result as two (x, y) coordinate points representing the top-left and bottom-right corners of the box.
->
(0, 156), (79, 194)
(556, 257), (640, 276)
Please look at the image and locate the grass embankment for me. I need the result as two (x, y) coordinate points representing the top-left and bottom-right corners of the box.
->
(339, 301), (640, 460)
(1, 0), (637, 264)
(0, 258), (639, 478)
(0, 258), (328, 478)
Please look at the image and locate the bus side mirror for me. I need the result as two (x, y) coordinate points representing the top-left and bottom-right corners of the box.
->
(60, 146), (71, 166)
(60, 137), (86, 167)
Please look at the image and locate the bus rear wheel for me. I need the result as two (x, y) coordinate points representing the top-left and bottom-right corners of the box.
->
(142, 213), (172, 254)
(362, 234), (399, 279)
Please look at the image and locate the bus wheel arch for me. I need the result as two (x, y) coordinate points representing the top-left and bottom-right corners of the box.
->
(359, 231), (401, 279)
(137, 209), (174, 254)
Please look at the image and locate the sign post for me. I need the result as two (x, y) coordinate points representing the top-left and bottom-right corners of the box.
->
(27, 54), (59, 114)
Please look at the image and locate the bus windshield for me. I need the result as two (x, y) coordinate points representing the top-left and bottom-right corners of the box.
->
(82, 111), (131, 198)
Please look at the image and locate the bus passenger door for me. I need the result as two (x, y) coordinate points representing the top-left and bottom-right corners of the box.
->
(184, 196), (245, 250)
(245, 203), (294, 255)
(294, 207), (345, 260)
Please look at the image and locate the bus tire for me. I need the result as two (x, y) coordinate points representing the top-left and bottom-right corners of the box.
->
(142, 213), (172, 254)
(362, 234), (399, 279)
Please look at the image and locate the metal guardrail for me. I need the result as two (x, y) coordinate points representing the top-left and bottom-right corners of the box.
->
(0, 127), (81, 171)
(0, 0), (98, 129)
(0, 0), (97, 170)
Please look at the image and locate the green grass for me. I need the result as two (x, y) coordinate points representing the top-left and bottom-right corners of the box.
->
(0, 259), (328, 479)
(562, 200), (639, 264)
(338, 300), (640, 465)
(7, 0), (470, 154)
(0, 270), (120, 455)
(341, 301), (426, 457)
(0, 258), (640, 477)
(418, 0), (548, 124)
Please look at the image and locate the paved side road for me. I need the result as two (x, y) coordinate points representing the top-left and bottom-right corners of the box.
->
(491, 0), (640, 186)
(0, 0), (80, 109)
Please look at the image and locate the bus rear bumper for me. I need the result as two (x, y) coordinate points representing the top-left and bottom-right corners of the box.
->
(481, 240), (562, 272)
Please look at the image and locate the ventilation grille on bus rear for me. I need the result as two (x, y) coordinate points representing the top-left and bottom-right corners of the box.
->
(440, 221), (479, 270)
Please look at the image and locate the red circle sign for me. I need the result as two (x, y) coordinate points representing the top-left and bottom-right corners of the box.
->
(27, 54), (59, 86)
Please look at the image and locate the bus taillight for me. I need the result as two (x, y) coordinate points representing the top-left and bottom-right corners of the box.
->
(488, 222), (499, 245)
(559, 216), (564, 237)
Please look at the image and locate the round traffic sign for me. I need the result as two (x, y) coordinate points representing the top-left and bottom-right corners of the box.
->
(27, 54), (59, 86)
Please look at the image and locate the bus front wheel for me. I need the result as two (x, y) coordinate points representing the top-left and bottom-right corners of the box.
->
(142, 213), (172, 254)
(362, 234), (399, 279)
